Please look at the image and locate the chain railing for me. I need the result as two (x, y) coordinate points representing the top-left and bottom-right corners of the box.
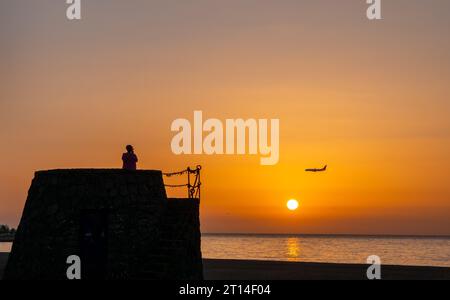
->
(163, 166), (202, 200)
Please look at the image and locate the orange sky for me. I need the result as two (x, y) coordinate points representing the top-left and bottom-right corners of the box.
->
(1, 0), (450, 235)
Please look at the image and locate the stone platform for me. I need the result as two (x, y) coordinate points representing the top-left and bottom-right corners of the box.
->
(4, 169), (202, 280)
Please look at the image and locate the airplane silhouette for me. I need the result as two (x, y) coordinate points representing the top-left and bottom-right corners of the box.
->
(305, 165), (327, 172)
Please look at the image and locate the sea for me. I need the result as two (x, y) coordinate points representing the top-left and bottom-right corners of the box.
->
(201, 234), (450, 267)
(1, 234), (449, 267)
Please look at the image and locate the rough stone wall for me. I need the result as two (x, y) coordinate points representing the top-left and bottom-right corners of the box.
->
(4, 169), (203, 280)
(136, 198), (203, 280)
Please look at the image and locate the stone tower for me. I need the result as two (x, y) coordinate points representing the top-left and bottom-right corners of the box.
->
(4, 169), (203, 280)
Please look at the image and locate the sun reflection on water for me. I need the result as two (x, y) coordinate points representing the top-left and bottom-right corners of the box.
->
(286, 238), (301, 261)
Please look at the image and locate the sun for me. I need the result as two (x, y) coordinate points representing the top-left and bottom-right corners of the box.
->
(287, 199), (299, 211)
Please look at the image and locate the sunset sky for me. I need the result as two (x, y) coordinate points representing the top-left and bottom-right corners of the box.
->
(1, 0), (450, 235)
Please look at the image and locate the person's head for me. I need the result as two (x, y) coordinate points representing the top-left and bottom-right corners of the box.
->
(126, 145), (134, 153)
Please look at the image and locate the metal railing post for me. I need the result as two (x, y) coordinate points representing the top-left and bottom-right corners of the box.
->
(187, 167), (191, 199)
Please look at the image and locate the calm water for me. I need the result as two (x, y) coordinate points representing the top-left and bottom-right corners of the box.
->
(2, 234), (450, 267)
(0, 242), (12, 253)
(202, 234), (450, 267)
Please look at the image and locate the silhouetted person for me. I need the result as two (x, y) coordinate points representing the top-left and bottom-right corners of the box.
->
(122, 145), (138, 170)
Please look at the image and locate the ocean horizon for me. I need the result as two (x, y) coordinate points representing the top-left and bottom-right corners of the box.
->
(203, 233), (450, 239)
(2, 233), (449, 268)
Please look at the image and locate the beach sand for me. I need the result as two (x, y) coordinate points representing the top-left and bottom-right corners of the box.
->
(203, 259), (450, 280)
(0, 253), (7, 279)
(1, 253), (449, 280)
